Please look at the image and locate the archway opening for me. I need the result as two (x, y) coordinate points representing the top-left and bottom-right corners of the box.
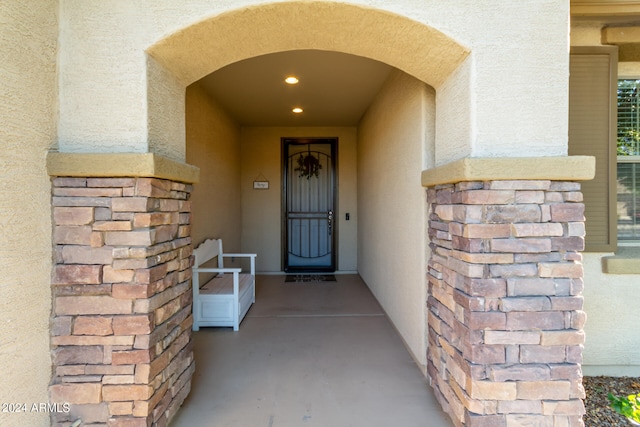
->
(183, 45), (435, 362)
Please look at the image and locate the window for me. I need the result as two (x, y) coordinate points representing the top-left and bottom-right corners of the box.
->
(569, 47), (640, 270)
(616, 79), (640, 243)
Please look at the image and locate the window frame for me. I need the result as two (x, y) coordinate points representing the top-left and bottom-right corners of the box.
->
(616, 77), (640, 245)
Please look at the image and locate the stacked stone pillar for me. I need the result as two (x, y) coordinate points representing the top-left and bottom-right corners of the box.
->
(49, 177), (195, 427)
(427, 180), (586, 427)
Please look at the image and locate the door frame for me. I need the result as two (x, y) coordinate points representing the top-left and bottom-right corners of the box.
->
(282, 137), (338, 272)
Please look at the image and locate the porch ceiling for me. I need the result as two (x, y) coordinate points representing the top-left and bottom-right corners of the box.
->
(198, 49), (392, 127)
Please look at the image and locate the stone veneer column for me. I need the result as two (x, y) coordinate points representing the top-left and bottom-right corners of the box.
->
(49, 177), (194, 427)
(426, 180), (586, 427)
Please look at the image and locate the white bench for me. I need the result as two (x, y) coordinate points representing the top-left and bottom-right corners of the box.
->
(192, 239), (256, 331)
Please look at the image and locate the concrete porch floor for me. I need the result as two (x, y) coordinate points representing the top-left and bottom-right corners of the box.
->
(170, 274), (452, 427)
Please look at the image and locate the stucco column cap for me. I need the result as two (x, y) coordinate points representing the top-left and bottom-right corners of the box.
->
(47, 152), (200, 184)
(421, 156), (595, 187)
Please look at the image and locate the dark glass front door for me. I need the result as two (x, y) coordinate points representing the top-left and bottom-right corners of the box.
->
(283, 138), (337, 272)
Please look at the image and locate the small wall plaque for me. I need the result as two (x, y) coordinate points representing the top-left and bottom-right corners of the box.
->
(253, 172), (269, 190)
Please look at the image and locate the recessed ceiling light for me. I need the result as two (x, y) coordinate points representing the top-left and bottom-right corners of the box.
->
(292, 107), (303, 114)
(285, 76), (299, 85)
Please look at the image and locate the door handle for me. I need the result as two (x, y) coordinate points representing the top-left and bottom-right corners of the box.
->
(327, 210), (334, 235)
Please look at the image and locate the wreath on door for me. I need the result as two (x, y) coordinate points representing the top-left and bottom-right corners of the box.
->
(294, 149), (322, 179)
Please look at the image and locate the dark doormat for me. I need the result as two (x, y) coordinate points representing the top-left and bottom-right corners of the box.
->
(285, 274), (337, 283)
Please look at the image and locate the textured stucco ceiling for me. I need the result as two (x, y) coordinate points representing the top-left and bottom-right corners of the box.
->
(198, 49), (393, 127)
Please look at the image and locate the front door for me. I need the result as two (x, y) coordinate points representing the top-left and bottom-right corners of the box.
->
(283, 138), (336, 272)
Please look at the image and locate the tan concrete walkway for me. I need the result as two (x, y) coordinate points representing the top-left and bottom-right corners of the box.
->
(170, 274), (452, 427)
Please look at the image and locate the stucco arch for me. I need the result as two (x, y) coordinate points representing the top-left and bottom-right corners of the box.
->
(143, 1), (470, 161)
(147, 1), (469, 89)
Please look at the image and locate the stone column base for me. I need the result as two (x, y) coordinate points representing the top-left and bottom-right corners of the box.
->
(427, 180), (586, 427)
(49, 177), (195, 427)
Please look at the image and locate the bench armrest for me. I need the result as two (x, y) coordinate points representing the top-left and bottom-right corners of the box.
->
(220, 254), (256, 275)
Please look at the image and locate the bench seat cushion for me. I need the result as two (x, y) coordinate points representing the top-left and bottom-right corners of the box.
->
(200, 273), (253, 295)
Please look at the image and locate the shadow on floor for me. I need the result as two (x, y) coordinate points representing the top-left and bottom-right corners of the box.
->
(170, 274), (452, 427)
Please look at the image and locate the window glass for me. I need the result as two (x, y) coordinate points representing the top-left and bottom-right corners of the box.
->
(617, 79), (640, 242)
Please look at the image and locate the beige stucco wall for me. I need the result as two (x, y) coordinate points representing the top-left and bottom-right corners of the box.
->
(186, 82), (242, 250)
(240, 127), (358, 272)
(0, 1), (57, 426)
(571, 21), (605, 46)
(57, 0), (570, 163)
(582, 253), (640, 376)
(358, 70), (434, 369)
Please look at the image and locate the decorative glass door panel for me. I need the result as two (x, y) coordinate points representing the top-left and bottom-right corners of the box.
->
(283, 138), (336, 272)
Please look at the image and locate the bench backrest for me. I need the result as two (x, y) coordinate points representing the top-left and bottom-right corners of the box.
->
(193, 238), (224, 269)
